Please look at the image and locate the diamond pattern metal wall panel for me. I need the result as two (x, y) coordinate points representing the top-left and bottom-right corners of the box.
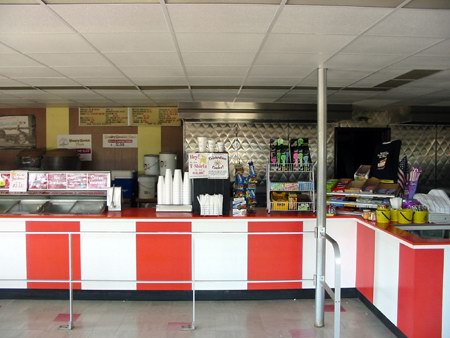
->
(437, 126), (450, 189)
(391, 125), (436, 192)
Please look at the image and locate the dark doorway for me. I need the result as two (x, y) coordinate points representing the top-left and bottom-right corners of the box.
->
(334, 127), (391, 178)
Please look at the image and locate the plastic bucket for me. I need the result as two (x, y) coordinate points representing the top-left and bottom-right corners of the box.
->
(413, 210), (428, 224)
(138, 175), (157, 199)
(376, 209), (391, 224)
(390, 209), (399, 223)
(144, 154), (159, 176)
(398, 209), (413, 224)
(159, 153), (177, 176)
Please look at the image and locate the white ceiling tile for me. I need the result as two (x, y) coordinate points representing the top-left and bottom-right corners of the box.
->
(53, 66), (124, 78)
(235, 97), (276, 103)
(143, 89), (190, 96)
(284, 89), (317, 96)
(51, 4), (168, 33)
(0, 53), (42, 67)
(1, 89), (61, 100)
(329, 90), (380, 100)
(19, 77), (79, 86)
(351, 69), (409, 87)
(326, 54), (404, 70)
(0, 77), (26, 86)
(28, 53), (110, 67)
(0, 33), (95, 53)
(191, 89), (239, 95)
(84, 32), (175, 52)
(341, 36), (443, 55)
(263, 34), (356, 54)
(45, 89), (103, 99)
(105, 52), (181, 66)
(255, 53), (327, 66)
(168, 4), (276, 33)
(276, 97), (314, 103)
(132, 77), (188, 86)
(177, 33), (264, 53)
(353, 99), (400, 107)
(0, 66), (61, 78)
(418, 39), (450, 55)
(189, 76), (244, 86)
(273, 6), (390, 35)
(193, 93), (236, 101)
(94, 90), (148, 100)
(121, 66), (185, 78)
(0, 43), (15, 53)
(147, 93), (192, 101)
(0, 5), (72, 33)
(244, 77), (300, 86)
(182, 52), (255, 66)
(74, 77), (134, 86)
(380, 86), (439, 99)
(392, 55), (450, 69)
(249, 65), (313, 77)
(186, 66), (248, 77)
(300, 69), (373, 87)
(367, 9), (450, 38)
(238, 89), (287, 98)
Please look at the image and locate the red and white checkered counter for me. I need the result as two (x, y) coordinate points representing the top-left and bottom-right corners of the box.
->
(0, 209), (448, 338)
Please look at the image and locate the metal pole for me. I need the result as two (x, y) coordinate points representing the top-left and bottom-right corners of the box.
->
(315, 67), (327, 328)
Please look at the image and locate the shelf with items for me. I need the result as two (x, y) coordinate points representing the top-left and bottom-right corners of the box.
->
(326, 190), (396, 210)
(266, 163), (315, 213)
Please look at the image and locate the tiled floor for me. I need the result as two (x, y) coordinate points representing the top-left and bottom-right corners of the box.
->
(0, 298), (396, 338)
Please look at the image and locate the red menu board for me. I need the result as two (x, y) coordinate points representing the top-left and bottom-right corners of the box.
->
(48, 173), (68, 190)
(67, 173), (88, 190)
(88, 173), (109, 189)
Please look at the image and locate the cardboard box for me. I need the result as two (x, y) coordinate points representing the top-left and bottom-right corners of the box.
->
(361, 177), (380, 193)
(354, 165), (371, 181)
(375, 183), (399, 195)
(344, 180), (366, 193)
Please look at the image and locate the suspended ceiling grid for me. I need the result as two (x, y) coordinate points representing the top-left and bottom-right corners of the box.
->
(0, 0), (449, 110)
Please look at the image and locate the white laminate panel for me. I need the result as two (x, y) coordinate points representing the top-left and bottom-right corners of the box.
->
(80, 220), (136, 290)
(325, 219), (357, 288)
(301, 219), (317, 288)
(0, 220), (26, 288)
(373, 231), (400, 326)
(194, 233), (247, 290)
(192, 220), (247, 233)
(442, 248), (450, 338)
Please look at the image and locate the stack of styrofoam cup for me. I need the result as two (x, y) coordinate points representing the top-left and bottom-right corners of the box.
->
(182, 172), (191, 205)
(198, 137), (207, 152)
(164, 169), (172, 205)
(172, 169), (183, 205)
(157, 175), (164, 205)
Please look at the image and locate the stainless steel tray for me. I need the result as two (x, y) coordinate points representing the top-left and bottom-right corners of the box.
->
(70, 201), (106, 214)
(7, 200), (47, 214)
(41, 200), (76, 214)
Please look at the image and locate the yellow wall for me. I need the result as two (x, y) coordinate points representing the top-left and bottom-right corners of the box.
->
(137, 125), (161, 174)
(46, 107), (69, 149)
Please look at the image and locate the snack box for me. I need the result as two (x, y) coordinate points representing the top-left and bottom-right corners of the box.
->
(375, 183), (400, 195)
(354, 165), (371, 181)
(344, 179), (366, 193)
(361, 177), (380, 193)
(332, 178), (352, 192)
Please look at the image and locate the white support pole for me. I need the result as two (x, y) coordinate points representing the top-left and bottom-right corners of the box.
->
(315, 67), (327, 328)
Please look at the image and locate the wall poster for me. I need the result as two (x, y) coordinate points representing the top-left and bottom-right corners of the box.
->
(103, 134), (137, 148)
(57, 134), (92, 161)
(0, 115), (36, 149)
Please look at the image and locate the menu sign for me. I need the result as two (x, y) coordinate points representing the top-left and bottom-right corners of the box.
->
(103, 134), (137, 148)
(0, 172), (10, 190)
(48, 173), (67, 190)
(57, 134), (92, 161)
(67, 173), (88, 190)
(29, 172), (49, 190)
(207, 153), (229, 179)
(130, 107), (180, 126)
(188, 153), (209, 178)
(88, 173), (109, 189)
(9, 170), (28, 192)
(79, 108), (129, 126)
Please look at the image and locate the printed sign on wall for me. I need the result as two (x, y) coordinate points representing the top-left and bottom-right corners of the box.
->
(79, 108), (129, 126)
(103, 134), (138, 148)
(57, 134), (92, 161)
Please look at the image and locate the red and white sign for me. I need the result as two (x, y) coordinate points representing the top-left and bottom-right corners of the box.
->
(9, 170), (28, 192)
(103, 134), (137, 148)
(57, 134), (92, 161)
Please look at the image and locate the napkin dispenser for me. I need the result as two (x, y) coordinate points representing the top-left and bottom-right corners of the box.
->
(107, 186), (122, 211)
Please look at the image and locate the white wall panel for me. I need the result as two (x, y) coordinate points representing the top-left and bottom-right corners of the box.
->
(373, 230), (400, 325)
(80, 220), (136, 290)
(302, 219), (316, 289)
(0, 220), (27, 288)
(193, 220), (247, 290)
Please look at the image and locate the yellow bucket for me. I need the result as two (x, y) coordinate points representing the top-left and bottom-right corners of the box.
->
(391, 209), (399, 223)
(413, 210), (428, 224)
(376, 209), (391, 224)
(398, 209), (413, 224)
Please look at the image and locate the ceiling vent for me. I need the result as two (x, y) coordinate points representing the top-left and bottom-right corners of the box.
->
(374, 69), (442, 89)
